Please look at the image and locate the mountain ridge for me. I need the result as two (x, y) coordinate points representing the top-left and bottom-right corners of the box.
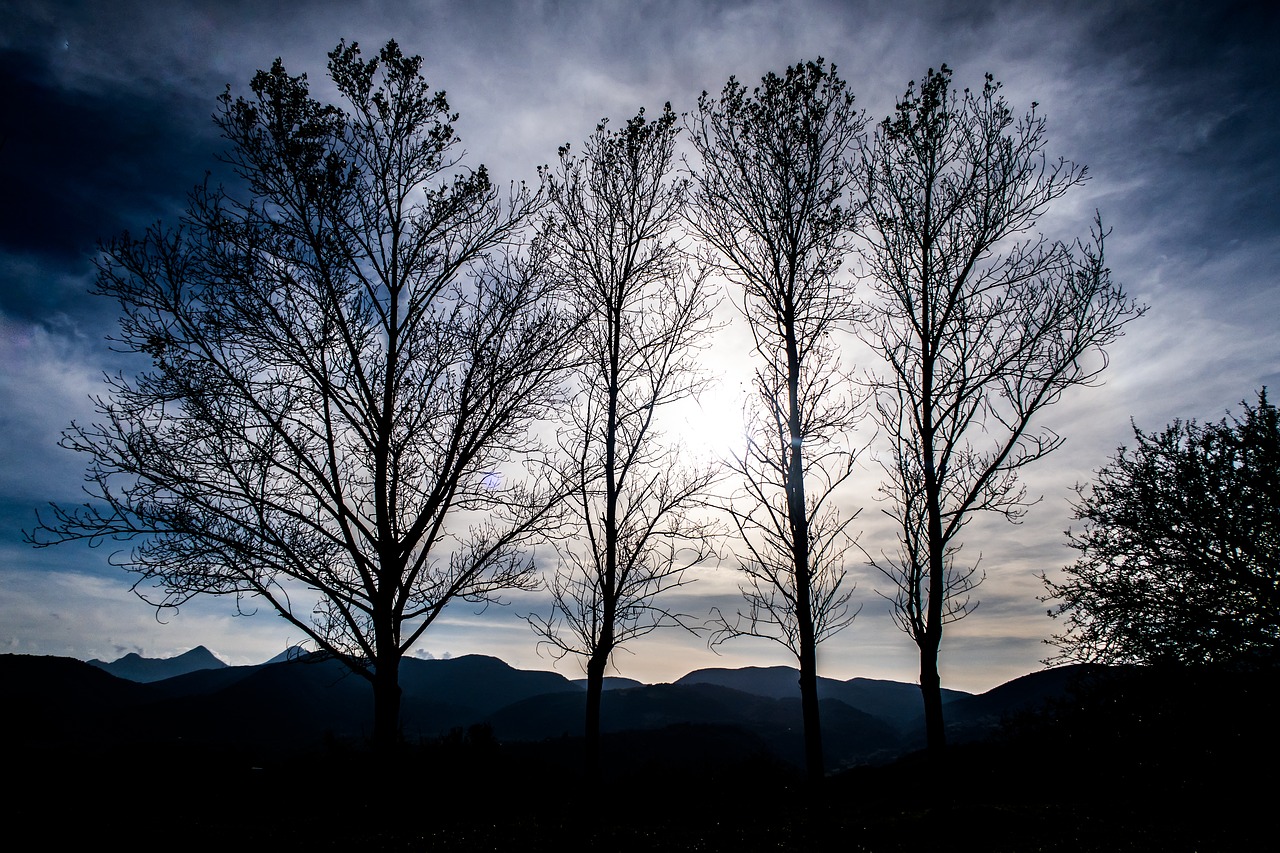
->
(85, 646), (983, 700)
(87, 644), (228, 682)
(1, 648), (1110, 770)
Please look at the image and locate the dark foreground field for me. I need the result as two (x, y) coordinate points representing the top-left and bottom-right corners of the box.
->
(10, 666), (1274, 851)
(13, 735), (1271, 851)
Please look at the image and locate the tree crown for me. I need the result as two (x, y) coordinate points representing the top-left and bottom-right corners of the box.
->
(1043, 389), (1280, 667)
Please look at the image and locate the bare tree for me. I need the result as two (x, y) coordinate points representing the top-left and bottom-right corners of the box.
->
(686, 59), (865, 781)
(27, 41), (574, 755)
(526, 105), (720, 777)
(856, 65), (1144, 758)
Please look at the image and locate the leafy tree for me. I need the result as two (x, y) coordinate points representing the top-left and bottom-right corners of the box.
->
(855, 65), (1143, 758)
(27, 40), (573, 754)
(526, 105), (720, 776)
(686, 59), (865, 780)
(1043, 390), (1280, 667)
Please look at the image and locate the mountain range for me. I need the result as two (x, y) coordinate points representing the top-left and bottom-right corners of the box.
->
(5, 648), (1272, 852)
(87, 645), (229, 682)
(4, 648), (1112, 770)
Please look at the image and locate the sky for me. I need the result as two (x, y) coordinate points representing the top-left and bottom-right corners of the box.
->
(1, 0), (1277, 695)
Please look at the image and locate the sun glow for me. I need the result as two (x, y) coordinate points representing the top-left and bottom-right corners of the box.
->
(667, 374), (752, 465)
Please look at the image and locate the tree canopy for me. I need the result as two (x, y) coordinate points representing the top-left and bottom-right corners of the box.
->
(686, 58), (866, 780)
(28, 40), (573, 752)
(855, 65), (1143, 756)
(527, 104), (719, 775)
(1043, 389), (1280, 668)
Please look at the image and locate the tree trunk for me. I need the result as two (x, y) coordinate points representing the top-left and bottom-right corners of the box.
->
(797, 629), (824, 780)
(787, 322), (824, 782)
(371, 656), (403, 761)
(919, 639), (946, 759)
(584, 648), (608, 780)
(920, 337), (947, 759)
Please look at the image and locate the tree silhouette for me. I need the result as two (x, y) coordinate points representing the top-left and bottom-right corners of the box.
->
(686, 59), (865, 781)
(855, 65), (1143, 758)
(27, 40), (573, 755)
(526, 105), (720, 777)
(1043, 389), (1280, 667)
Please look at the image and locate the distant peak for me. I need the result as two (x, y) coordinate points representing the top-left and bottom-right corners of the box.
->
(178, 646), (223, 661)
(263, 645), (313, 665)
(88, 646), (227, 682)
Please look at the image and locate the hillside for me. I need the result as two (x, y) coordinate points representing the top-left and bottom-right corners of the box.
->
(3, 652), (1274, 850)
(0, 650), (1118, 767)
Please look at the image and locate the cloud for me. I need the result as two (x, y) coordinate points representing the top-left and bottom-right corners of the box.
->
(0, 0), (1276, 695)
(0, 559), (295, 666)
(0, 312), (107, 500)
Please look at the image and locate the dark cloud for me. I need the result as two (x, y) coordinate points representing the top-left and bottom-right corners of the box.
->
(1072, 1), (1280, 262)
(2, 53), (216, 240)
(0, 46), (225, 331)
